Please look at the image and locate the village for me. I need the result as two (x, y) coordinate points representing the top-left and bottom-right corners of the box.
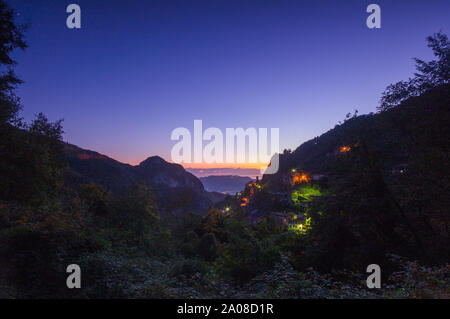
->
(218, 143), (408, 232)
(219, 162), (329, 231)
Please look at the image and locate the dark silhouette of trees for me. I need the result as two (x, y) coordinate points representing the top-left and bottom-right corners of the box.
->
(0, 1), (66, 205)
(379, 32), (449, 111)
(0, 0), (27, 127)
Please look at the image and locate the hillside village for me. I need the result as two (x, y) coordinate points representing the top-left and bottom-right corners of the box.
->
(222, 143), (402, 227)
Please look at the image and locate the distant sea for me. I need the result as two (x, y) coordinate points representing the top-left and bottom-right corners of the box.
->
(186, 167), (262, 179)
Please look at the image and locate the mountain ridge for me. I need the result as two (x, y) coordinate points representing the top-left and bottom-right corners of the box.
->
(63, 143), (223, 214)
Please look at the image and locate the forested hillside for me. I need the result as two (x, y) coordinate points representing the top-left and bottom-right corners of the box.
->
(64, 144), (220, 214)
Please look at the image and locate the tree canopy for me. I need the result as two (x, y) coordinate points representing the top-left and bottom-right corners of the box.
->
(0, 0), (27, 127)
(379, 32), (449, 111)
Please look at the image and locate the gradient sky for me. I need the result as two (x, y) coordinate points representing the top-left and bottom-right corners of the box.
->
(9, 0), (450, 167)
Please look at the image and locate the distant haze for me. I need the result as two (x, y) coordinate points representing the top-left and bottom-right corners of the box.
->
(187, 168), (261, 179)
(199, 175), (254, 194)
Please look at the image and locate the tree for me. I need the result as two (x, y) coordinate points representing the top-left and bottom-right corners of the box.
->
(0, 2), (68, 205)
(111, 183), (159, 241)
(379, 32), (449, 111)
(0, 0), (27, 127)
(0, 112), (66, 205)
(29, 112), (64, 140)
(79, 183), (110, 216)
(197, 233), (218, 261)
(214, 213), (281, 282)
(202, 208), (226, 241)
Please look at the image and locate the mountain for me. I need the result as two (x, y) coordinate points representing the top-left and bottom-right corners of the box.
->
(199, 175), (253, 194)
(261, 84), (450, 191)
(137, 156), (204, 190)
(64, 144), (224, 214)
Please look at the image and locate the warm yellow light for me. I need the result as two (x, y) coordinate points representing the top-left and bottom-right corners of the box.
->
(292, 172), (311, 184)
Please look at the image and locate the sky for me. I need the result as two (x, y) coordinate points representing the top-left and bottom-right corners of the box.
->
(8, 0), (450, 171)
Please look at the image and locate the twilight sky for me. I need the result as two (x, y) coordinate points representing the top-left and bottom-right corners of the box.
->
(9, 0), (450, 168)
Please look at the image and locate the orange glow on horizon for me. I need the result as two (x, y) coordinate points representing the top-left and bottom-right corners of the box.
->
(180, 162), (269, 170)
(117, 159), (268, 171)
(94, 153), (270, 171)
